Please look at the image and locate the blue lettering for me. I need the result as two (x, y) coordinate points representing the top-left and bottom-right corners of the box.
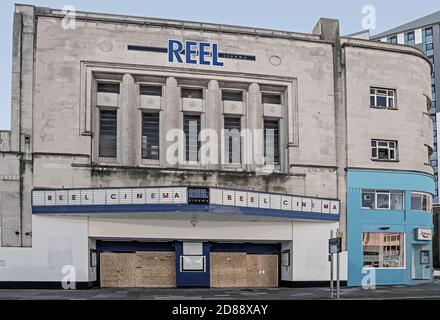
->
(168, 39), (183, 63)
(212, 43), (224, 66)
(185, 41), (198, 64)
(167, 40), (224, 67)
(199, 42), (211, 65)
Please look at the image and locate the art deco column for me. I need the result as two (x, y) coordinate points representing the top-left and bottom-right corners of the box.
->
(204, 80), (222, 170)
(246, 83), (263, 172)
(161, 77), (181, 168)
(120, 73), (136, 166)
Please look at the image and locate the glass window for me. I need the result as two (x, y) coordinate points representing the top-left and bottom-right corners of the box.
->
(362, 190), (404, 210)
(141, 112), (160, 160)
(262, 93), (282, 105)
(405, 31), (415, 46)
(362, 190), (375, 209)
(140, 85), (162, 96)
(390, 192), (404, 210)
(223, 117), (241, 164)
(184, 115), (201, 162)
(363, 232), (404, 268)
(99, 110), (117, 158)
(181, 88), (203, 99)
(423, 27), (433, 43)
(222, 91), (243, 102)
(411, 192), (433, 212)
(370, 87), (396, 109)
(371, 139), (398, 161)
(376, 192), (390, 209)
(264, 119), (280, 165)
(388, 35), (398, 44)
(97, 82), (120, 94)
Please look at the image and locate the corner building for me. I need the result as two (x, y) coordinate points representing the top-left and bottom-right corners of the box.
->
(0, 4), (433, 288)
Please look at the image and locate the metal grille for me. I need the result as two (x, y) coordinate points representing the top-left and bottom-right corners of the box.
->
(262, 94), (281, 104)
(264, 119), (280, 165)
(222, 91), (243, 102)
(142, 113), (160, 160)
(184, 115), (201, 162)
(140, 85), (162, 96)
(97, 82), (120, 94)
(99, 110), (117, 158)
(224, 117), (241, 164)
(181, 88), (203, 99)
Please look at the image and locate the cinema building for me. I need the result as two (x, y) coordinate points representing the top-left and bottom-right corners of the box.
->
(0, 4), (434, 288)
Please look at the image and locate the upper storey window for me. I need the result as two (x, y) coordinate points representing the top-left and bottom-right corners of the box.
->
(423, 27), (433, 44)
(370, 87), (396, 109)
(371, 139), (398, 161)
(222, 91), (243, 102)
(404, 31), (415, 46)
(388, 35), (398, 44)
(97, 82), (120, 94)
(262, 93), (282, 105)
(182, 88), (203, 99)
(140, 85), (162, 96)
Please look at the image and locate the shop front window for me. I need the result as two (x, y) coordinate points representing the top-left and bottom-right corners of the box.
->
(363, 232), (404, 268)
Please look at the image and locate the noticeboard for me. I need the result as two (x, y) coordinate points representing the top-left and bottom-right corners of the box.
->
(328, 237), (342, 254)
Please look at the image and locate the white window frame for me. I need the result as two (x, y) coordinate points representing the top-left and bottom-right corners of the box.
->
(361, 189), (405, 211)
(370, 87), (396, 109)
(375, 191), (391, 210)
(371, 139), (398, 161)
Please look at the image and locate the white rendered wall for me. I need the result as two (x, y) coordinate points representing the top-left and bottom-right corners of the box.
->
(0, 215), (345, 283)
(291, 221), (347, 281)
(0, 216), (90, 282)
(88, 217), (294, 241)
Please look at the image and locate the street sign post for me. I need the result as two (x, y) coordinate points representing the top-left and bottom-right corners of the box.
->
(328, 233), (342, 299)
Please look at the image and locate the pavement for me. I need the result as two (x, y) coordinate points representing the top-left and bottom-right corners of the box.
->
(2, 280), (440, 300)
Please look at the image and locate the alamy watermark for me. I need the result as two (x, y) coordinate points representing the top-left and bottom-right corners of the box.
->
(361, 5), (376, 30)
(61, 5), (76, 30)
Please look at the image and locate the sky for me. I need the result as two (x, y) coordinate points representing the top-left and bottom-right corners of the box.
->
(0, 0), (439, 130)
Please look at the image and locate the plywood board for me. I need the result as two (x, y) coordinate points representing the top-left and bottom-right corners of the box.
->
(100, 252), (176, 288)
(246, 254), (278, 287)
(135, 252), (176, 288)
(100, 252), (137, 288)
(210, 252), (247, 288)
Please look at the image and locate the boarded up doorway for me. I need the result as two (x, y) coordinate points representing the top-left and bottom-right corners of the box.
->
(100, 252), (176, 288)
(210, 253), (278, 288)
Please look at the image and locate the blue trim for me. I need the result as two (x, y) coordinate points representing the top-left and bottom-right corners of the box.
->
(31, 204), (339, 221)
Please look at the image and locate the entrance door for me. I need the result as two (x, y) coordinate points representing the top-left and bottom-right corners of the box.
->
(412, 244), (431, 280)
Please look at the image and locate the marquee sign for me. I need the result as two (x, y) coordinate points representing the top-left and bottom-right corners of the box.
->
(31, 186), (340, 220)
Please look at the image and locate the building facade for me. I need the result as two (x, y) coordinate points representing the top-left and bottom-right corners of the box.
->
(0, 4), (434, 288)
(371, 11), (440, 202)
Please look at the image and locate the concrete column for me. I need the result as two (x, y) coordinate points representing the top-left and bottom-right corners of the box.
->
(4, 5), (37, 247)
(246, 83), (263, 172)
(205, 80), (222, 170)
(120, 74), (136, 166)
(161, 77), (181, 168)
(313, 18), (347, 249)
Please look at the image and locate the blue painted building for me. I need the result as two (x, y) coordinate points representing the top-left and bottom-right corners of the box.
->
(347, 169), (435, 286)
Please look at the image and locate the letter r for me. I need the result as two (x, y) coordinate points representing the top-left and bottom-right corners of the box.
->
(168, 39), (183, 63)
